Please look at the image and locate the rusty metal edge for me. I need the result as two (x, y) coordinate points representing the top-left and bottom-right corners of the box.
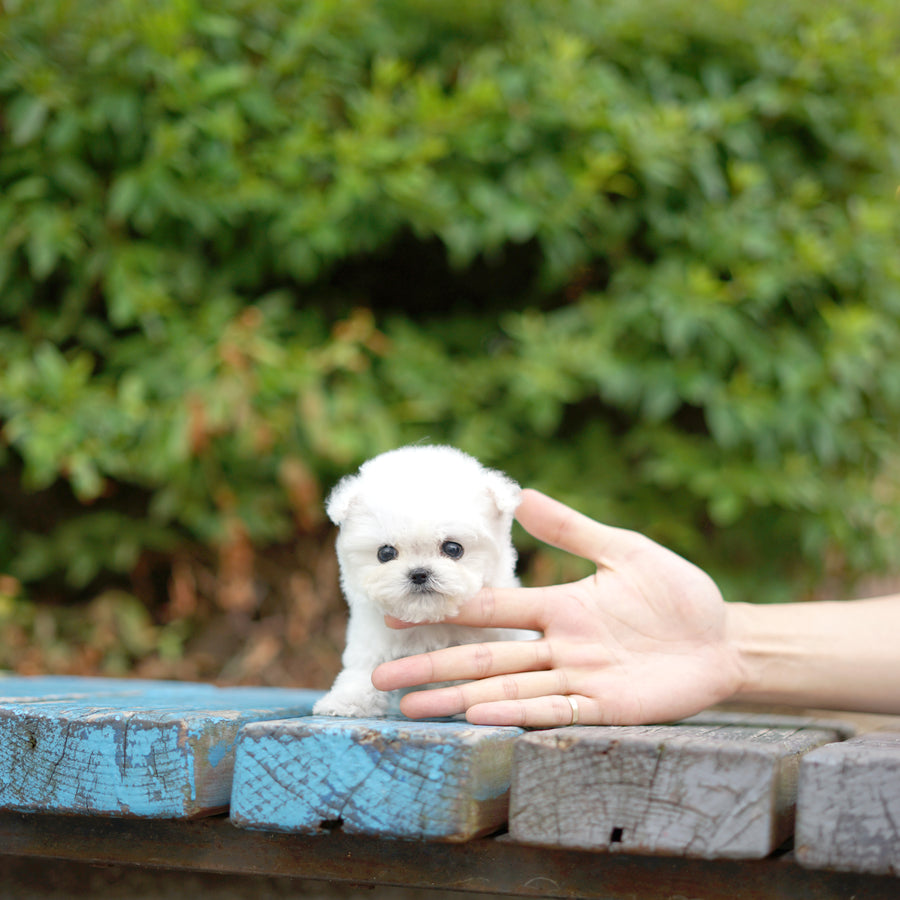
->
(0, 811), (895, 900)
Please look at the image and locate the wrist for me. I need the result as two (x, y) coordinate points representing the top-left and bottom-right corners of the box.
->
(724, 601), (766, 703)
(724, 600), (819, 706)
(724, 595), (900, 714)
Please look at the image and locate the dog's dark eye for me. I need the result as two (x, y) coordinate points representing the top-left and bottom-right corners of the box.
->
(377, 545), (398, 563)
(441, 541), (464, 560)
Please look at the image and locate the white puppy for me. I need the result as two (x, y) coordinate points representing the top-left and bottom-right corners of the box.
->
(313, 445), (523, 717)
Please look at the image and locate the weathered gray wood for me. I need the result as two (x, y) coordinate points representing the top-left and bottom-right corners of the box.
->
(509, 721), (843, 859)
(680, 709), (857, 740)
(230, 716), (522, 840)
(796, 730), (900, 876)
(0, 676), (321, 818)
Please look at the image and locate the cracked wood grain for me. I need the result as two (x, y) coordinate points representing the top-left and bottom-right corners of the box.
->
(796, 730), (900, 876)
(0, 676), (321, 818)
(509, 718), (847, 860)
(229, 716), (522, 840)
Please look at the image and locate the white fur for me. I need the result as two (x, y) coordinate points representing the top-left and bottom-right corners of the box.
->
(313, 445), (525, 717)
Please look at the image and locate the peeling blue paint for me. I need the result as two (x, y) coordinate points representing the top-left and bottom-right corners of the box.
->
(208, 739), (232, 769)
(230, 716), (522, 839)
(0, 676), (322, 818)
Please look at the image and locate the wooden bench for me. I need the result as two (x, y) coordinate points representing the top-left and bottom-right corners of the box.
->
(1, 674), (898, 899)
(796, 730), (900, 875)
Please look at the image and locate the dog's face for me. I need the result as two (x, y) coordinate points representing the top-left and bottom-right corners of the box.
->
(334, 512), (494, 622)
(327, 446), (520, 623)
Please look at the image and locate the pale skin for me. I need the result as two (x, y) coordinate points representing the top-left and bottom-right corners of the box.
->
(372, 488), (900, 727)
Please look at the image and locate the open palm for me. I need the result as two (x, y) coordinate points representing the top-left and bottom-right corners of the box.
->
(373, 489), (743, 727)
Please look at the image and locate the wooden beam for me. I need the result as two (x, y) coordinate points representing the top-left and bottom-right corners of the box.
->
(1, 811), (897, 899)
(0, 677), (321, 818)
(796, 730), (900, 875)
(230, 716), (522, 840)
(509, 721), (843, 859)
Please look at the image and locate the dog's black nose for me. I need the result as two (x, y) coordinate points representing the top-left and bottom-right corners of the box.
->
(408, 568), (431, 585)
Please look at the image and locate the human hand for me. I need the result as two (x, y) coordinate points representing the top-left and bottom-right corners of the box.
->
(372, 489), (744, 727)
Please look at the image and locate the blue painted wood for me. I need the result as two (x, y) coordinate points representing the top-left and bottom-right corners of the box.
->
(0, 674), (182, 699)
(0, 676), (322, 818)
(230, 716), (523, 841)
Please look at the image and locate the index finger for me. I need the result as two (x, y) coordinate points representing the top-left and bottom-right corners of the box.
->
(441, 583), (555, 631)
(516, 488), (640, 568)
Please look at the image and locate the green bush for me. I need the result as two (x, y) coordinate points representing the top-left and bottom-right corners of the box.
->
(2, 0), (900, 614)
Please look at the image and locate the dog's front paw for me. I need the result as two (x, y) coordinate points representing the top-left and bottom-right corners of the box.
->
(313, 687), (389, 718)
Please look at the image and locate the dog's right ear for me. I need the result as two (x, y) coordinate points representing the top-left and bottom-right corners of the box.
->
(483, 469), (522, 520)
(325, 474), (360, 525)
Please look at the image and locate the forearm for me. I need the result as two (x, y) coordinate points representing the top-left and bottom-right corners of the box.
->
(727, 594), (900, 715)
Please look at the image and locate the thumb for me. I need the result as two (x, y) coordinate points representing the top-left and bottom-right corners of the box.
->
(515, 489), (640, 568)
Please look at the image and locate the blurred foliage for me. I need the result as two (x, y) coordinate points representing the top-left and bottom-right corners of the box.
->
(2, 0), (900, 678)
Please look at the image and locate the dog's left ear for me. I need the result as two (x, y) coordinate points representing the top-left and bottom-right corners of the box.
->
(325, 474), (361, 525)
(483, 469), (521, 519)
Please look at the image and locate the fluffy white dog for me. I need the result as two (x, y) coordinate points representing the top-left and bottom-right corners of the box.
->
(312, 445), (523, 717)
